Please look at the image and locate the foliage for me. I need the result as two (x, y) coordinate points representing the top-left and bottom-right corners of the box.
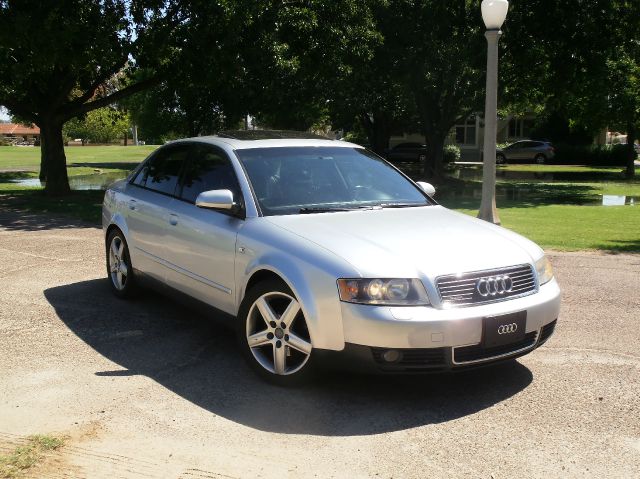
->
(443, 144), (461, 164)
(0, 1), (180, 194)
(64, 107), (130, 144)
(327, 1), (486, 176)
(0, 434), (64, 479)
(552, 144), (633, 167)
(503, 0), (640, 177)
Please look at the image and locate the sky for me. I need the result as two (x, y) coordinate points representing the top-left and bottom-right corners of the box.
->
(0, 106), (10, 122)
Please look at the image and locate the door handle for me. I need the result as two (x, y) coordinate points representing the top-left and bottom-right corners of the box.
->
(128, 199), (137, 210)
(169, 214), (179, 226)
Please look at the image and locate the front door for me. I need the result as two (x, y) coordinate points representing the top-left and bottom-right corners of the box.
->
(162, 144), (244, 314)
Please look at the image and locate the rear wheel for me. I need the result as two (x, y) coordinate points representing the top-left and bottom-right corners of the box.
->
(106, 229), (137, 298)
(238, 279), (314, 385)
(534, 154), (546, 165)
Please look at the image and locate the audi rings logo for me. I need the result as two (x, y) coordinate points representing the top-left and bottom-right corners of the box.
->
(497, 323), (518, 334)
(476, 275), (513, 297)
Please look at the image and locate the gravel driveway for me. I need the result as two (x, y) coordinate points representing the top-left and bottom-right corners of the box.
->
(0, 209), (638, 478)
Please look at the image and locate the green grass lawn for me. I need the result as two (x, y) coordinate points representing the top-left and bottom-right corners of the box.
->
(0, 145), (157, 170)
(0, 146), (638, 252)
(448, 202), (640, 252)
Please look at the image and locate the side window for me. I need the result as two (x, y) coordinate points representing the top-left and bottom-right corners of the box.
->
(144, 146), (189, 196)
(131, 163), (149, 186)
(180, 145), (241, 203)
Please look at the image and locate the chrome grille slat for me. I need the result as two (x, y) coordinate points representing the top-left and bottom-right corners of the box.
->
(436, 264), (536, 308)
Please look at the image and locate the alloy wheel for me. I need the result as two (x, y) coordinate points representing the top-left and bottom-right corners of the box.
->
(245, 291), (312, 375)
(108, 235), (129, 291)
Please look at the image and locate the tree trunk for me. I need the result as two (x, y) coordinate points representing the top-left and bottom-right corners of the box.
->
(626, 122), (636, 179)
(39, 119), (70, 196)
(360, 112), (391, 156)
(423, 131), (446, 181)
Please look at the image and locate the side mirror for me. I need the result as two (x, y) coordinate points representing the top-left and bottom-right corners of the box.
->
(195, 189), (235, 210)
(416, 181), (436, 197)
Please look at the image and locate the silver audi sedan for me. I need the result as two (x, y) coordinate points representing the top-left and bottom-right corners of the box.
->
(102, 131), (561, 384)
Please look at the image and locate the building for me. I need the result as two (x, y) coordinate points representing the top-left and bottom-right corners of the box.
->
(390, 113), (535, 161)
(0, 123), (41, 145)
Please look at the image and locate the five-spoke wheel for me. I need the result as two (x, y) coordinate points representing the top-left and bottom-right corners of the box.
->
(106, 229), (136, 298)
(239, 280), (314, 384)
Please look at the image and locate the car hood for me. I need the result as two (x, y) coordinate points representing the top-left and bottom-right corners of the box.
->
(264, 206), (542, 279)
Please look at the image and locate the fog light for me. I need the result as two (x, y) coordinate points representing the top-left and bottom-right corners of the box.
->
(382, 349), (402, 363)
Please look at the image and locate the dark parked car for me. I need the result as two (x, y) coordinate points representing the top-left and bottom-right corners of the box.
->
(385, 142), (428, 163)
(496, 140), (555, 164)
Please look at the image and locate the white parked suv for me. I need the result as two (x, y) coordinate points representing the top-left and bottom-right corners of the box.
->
(102, 131), (561, 384)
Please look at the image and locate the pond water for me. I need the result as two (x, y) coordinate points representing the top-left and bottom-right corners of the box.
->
(11, 172), (127, 190)
(9, 171), (638, 207)
(438, 186), (638, 206)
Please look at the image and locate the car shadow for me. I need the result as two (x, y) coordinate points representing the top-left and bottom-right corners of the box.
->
(44, 279), (534, 436)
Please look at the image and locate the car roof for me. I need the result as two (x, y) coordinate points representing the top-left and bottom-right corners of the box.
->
(169, 130), (361, 150)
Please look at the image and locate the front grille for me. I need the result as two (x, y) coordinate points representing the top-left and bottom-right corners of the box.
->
(538, 320), (557, 344)
(453, 331), (537, 364)
(436, 264), (536, 307)
(371, 347), (447, 371)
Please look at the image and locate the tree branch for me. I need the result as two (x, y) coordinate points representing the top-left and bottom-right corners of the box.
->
(0, 98), (39, 124)
(63, 76), (160, 120)
(70, 58), (128, 109)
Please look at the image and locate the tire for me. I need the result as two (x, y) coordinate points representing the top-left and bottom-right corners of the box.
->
(534, 154), (546, 165)
(106, 228), (138, 298)
(238, 279), (315, 385)
(496, 153), (506, 164)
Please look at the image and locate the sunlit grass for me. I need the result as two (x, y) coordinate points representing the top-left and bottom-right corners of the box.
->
(0, 145), (157, 171)
(0, 434), (65, 478)
(451, 203), (640, 252)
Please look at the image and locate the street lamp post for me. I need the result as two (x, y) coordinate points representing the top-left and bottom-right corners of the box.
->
(478, 0), (509, 224)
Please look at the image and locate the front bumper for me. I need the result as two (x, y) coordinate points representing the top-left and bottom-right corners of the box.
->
(316, 319), (557, 373)
(319, 279), (560, 372)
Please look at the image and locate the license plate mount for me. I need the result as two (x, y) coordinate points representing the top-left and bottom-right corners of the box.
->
(482, 311), (527, 348)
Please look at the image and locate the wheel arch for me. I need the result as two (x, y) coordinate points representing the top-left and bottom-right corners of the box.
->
(239, 259), (345, 351)
(105, 213), (130, 246)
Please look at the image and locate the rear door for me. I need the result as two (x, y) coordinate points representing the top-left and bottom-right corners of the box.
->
(162, 143), (245, 314)
(126, 144), (189, 281)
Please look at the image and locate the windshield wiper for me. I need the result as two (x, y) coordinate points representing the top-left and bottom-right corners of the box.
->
(377, 202), (426, 209)
(299, 205), (376, 214)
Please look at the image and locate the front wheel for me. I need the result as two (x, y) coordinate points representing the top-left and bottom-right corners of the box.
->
(496, 153), (506, 164)
(238, 280), (315, 385)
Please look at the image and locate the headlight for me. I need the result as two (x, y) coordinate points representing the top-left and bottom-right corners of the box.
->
(337, 278), (430, 306)
(535, 255), (554, 285)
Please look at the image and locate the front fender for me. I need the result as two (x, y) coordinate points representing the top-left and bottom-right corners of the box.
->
(240, 252), (346, 351)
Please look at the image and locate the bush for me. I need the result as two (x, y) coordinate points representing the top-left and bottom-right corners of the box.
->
(443, 144), (461, 164)
(552, 143), (632, 166)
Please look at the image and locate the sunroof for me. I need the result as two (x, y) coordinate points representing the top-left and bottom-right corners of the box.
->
(217, 130), (331, 140)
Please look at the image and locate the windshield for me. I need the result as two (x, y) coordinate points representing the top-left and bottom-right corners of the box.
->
(235, 147), (431, 216)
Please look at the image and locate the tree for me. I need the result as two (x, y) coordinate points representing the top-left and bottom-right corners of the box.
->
(0, 1), (179, 195)
(324, 1), (486, 178)
(64, 107), (131, 145)
(502, 0), (639, 178)
(238, 1), (379, 133)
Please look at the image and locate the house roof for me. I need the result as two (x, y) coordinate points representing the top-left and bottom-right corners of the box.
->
(0, 123), (40, 135)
